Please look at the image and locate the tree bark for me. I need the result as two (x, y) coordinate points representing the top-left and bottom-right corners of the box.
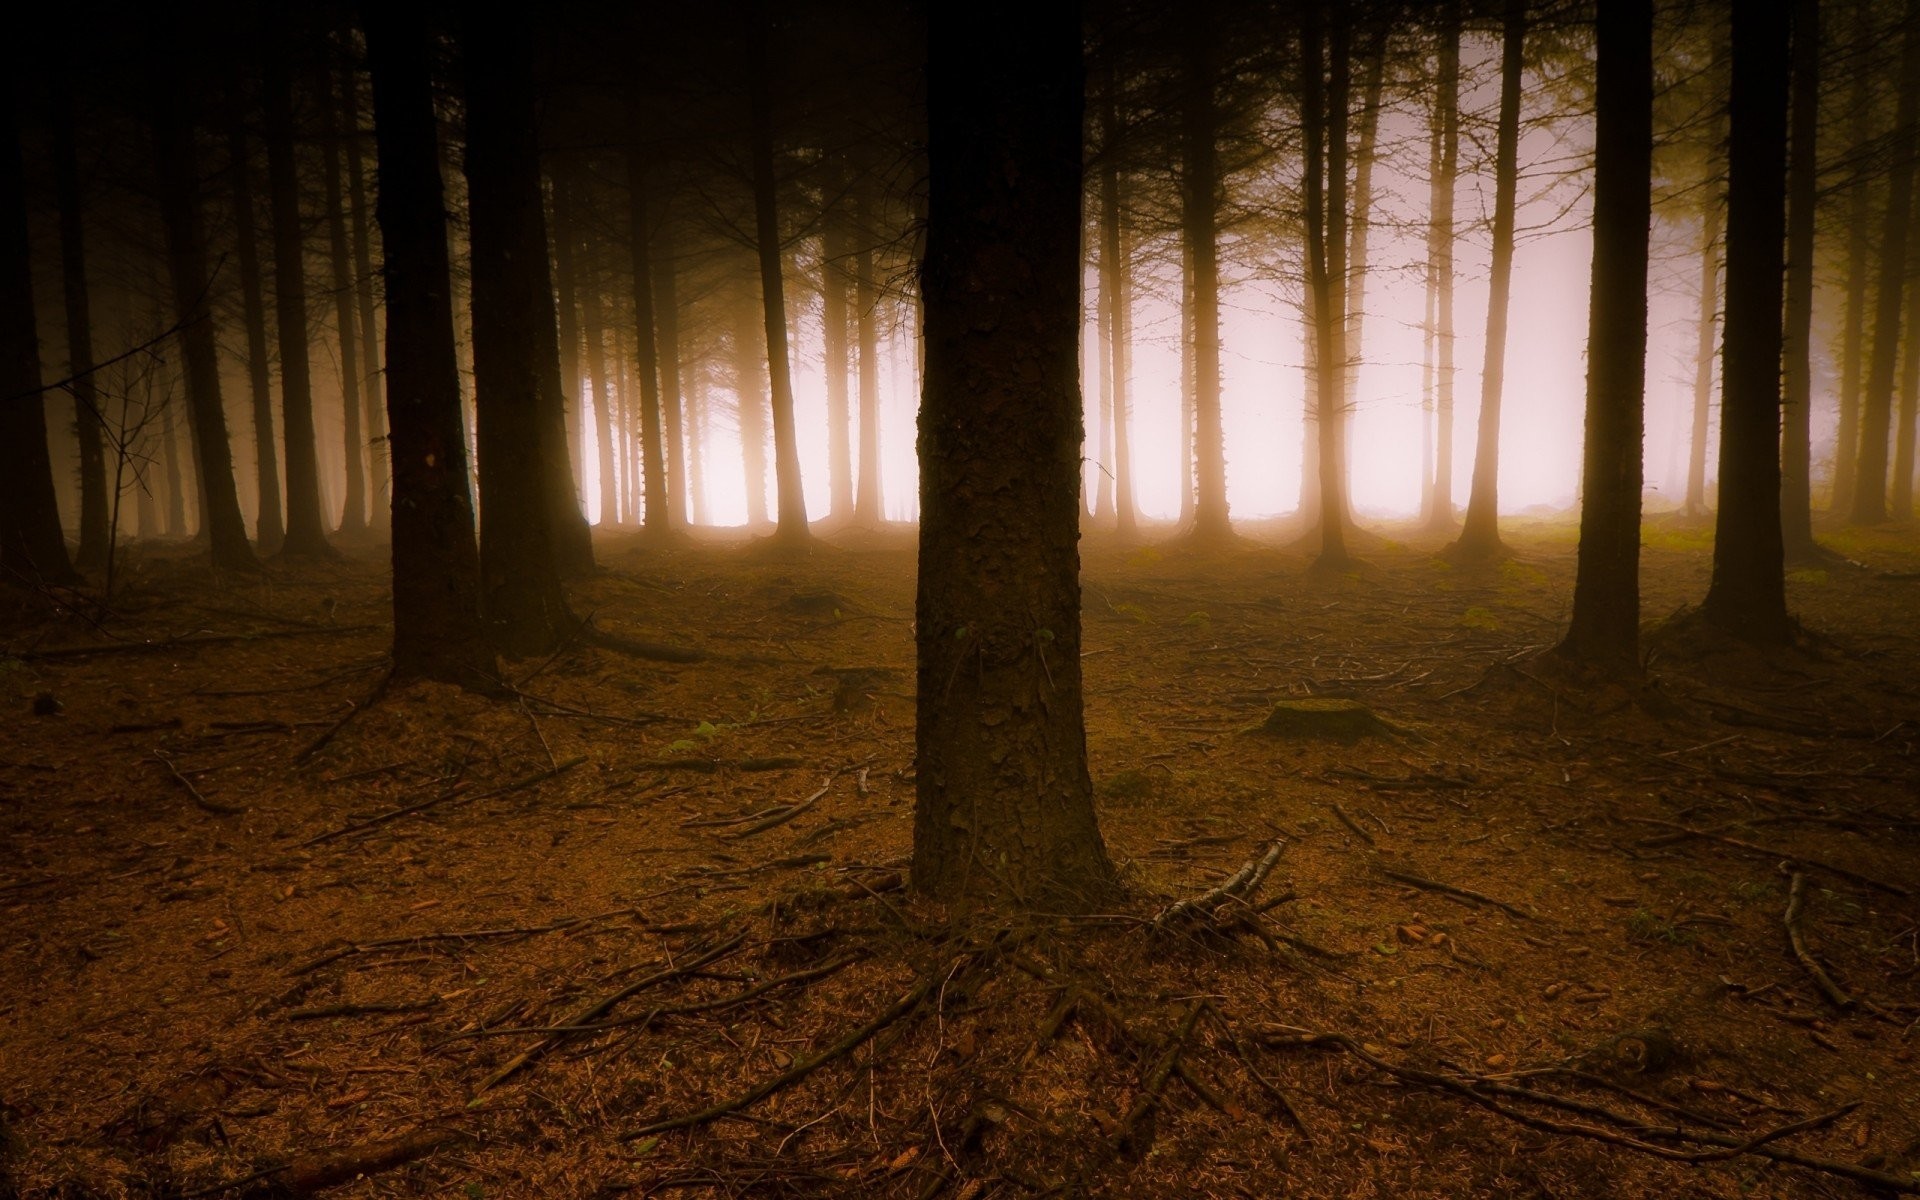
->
(1851, 0), (1920, 525)
(913, 0), (1113, 908)
(747, 18), (810, 547)
(1831, 6), (1878, 516)
(654, 207), (687, 531)
(1701, 0), (1793, 641)
(263, 30), (334, 556)
(365, 4), (493, 685)
(1560, 0), (1652, 668)
(226, 83), (283, 552)
(50, 87), (109, 573)
(1425, 0), (1460, 533)
(1453, 0), (1524, 561)
(340, 53), (387, 533)
(1780, 0), (1821, 557)
(151, 84), (258, 572)
(550, 161), (586, 503)
(822, 164), (854, 523)
(853, 181), (883, 526)
(577, 187), (618, 526)
(464, 2), (577, 656)
(623, 147), (671, 540)
(734, 293), (771, 528)
(1684, 201), (1721, 517)
(318, 65), (368, 537)
(1098, 77), (1136, 538)
(1303, 1), (1353, 569)
(1183, 12), (1230, 540)
(0, 82), (78, 584)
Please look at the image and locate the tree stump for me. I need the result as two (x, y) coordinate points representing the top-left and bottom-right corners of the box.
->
(1246, 698), (1400, 742)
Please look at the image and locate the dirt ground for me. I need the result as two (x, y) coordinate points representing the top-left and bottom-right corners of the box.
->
(2, 516), (1918, 1199)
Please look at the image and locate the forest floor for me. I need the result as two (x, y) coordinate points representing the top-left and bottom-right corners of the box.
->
(2, 516), (1919, 1200)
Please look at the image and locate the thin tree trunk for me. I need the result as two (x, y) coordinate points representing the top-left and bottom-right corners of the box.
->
(1183, 12), (1229, 539)
(340, 53), (387, 530)
(1685, 202), (1721, 516)
(264, 34), (333, 556)
(1425, 0), (1460, 533)
(1420, 86), (1438, 524)
(0, 84), (78, 583)
(822, 166), (854, 523)
(655, 209), (687, 530)
(1701, 0), (1793, 640)
(1852, 0), (1920, 524)
(1304, 2), (1353, 568)
(1454, 0), (1524, 561)
(747, 19), (810, 546)
(579, 202), (617, 525)
(1180, 246), (1196, 527)
(1781, 0), (1821, 556)
(624, 147), (670, 539)
(151, 85), (258, 571)
(1342, 24), (1387, 430)
(464, 2), (574, 655)
(1831, 7), (1877, 516)
(853, 182), (883, 526)
(550, 162), (586, 497)
(913, 0), (1112, 907)
(364, 4), (492, 685)
(734, 294), (771, 527)
(1098, 77), (1135, 538)
(1895, 198), (1920, 520)
(688, 378), (709, 526)
(51, 88), (108, 572)
(318, 66), (367, 536)
(160, 360), (188, 536)
(1561, 0), (1652, 667)
(227, 83), (283, 552)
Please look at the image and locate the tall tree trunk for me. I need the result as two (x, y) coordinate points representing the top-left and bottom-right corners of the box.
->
(1183, 12), (1230, 540)
(51, 88), (108, 573)
(914, 0), (1112, 908)
(1304, 1), (1353, 568)
(318, 66), (367, 537)
(822, 168), (854, 522)
(550, 163), (585, 494)
(747, 21), (810, 546)
(1097, 104), (1137, 539)
(1453, 0), (1524, 561)
(1342, 24), (1387, 429)
(1701, 0), (1793, 640)
(464, 3), (574, 655)
(688, 379), (709, 525)
(579, 207), (617, 525)
(151, 85), (258, 572)
(655, 211), (687, 530)
(227, 84), (284, 552)
(734, 295), (771, 527)
(1852, 0), (1920, 524)
(1425, 1), (1460, 532)
(364, 4), (493, 685)
(340, 54), (387, 531)
(624, 149), (670, 540)
(1896, 253), (1920, 520)
(1180, 248), (1196, 527)
(1560, 0), (1652, 667)
(161, 376), (188, 536)
(1684, 203), (1721, 516)
(0, 83), (78, 584)
(1420, 82), (1439, 524)
(1781, 0), (1821, 556)
(264, 34), (334, 556)
(1831, 7), (1877, 516)
(853, 182), (884, 526)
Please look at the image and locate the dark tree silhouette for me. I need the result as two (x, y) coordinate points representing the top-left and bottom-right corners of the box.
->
(0, 82), (78, 585)
(1700, 0), (1793, 641)
(1560, 0), (1652, 669)
(50, 89), (108, 573)
(366, 5), (492, 684)
(912, 0), (1113, 906)
(464, 3), (576, 656)
(852, 181), (885, 527)
(1182, 8), (1230, 541)
(1423, 0), (1461, 533)
(1453, 0), (1524, 563)
(263, 24), (334, 557)
(747, 14), (810, 547)
(225, 82), (284, 553)
(1303, 1), (1354, 570)
(318, 63), (368, 537)
(623, 147), (670, 541)
(1780, 0), (1820, 558)
(151, 80), (259, 572)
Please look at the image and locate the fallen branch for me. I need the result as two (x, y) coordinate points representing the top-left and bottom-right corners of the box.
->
(1151, 839), (1286, 932)
(729, 779), (832, 838)
(155, 754), (247, 816)
(1624, 818), (1909, 897)
(1108, 1001), (1205, 1159)
(14, 624), (378, 662)
(1377, 866), (1535, 919)
(1783, 872), (1854, 1010)
(181, 1128), (456, 1198)
(621, 964), (941, 1140)
(474, 932), (748, 1095)
(299, 756), (584, 847)
(287, 998), (442, 1021)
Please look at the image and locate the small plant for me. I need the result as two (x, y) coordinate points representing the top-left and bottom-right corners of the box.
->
(1625, 908), (1694, 946)
(1459, 606), (1501, 632)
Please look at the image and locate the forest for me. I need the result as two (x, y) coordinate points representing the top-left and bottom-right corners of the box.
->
(1, 0), (1918, 1196)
